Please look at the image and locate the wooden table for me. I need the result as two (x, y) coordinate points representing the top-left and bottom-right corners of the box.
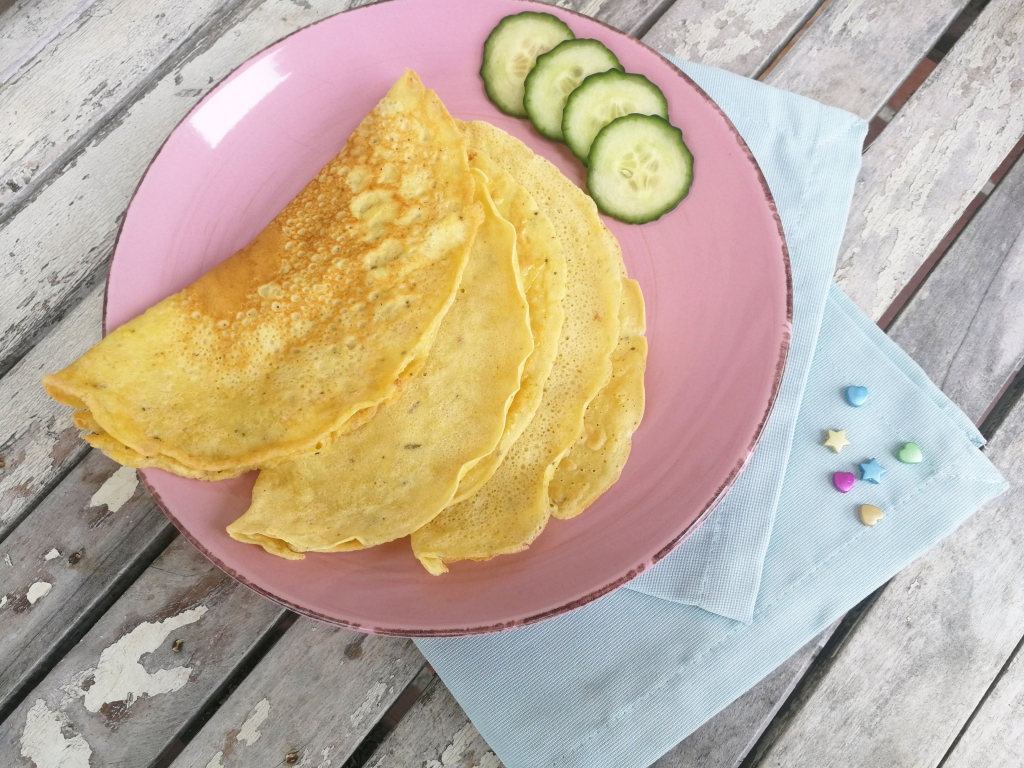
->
(2, 0), (1023, 765)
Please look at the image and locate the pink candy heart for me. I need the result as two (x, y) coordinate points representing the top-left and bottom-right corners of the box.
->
(833, 471), (856, 493)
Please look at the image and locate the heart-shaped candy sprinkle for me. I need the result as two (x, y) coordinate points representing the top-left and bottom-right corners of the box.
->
(859, 504), (884, 526)
(833, 471), (856, 493)
(846, 385), (869, 407)
(898, 442), (923, 464)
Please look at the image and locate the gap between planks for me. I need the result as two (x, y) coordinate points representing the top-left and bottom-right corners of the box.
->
(0, 0), (1019, 765)
(0, 0), (675, 759)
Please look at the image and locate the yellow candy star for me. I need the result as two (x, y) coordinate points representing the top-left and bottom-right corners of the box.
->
(824, 429), (851, 453)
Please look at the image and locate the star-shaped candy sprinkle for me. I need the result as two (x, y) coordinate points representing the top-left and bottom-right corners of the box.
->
(859, 458), (887, 484)
(824, 429), (851, 453)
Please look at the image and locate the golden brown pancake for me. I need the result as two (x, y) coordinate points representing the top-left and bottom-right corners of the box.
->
(43, 71), (481, 474)
(451, 145), (567, 503)
(549, 276), (647, 518)
(411, 121), (623, 574)
(226, 170), (533, 557)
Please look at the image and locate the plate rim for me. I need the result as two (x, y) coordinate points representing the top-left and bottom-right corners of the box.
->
(106, 0), (793, 636)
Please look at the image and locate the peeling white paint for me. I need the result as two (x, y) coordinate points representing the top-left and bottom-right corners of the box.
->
(425, 723), (500, 768)
(4, 553), (12, 567)
(20, 699), (92, 768)
(317, 746), (333, 767)
(205, 751), (225, 768)
(653, 0), (797, 71)
(836, 2), (1024, 318)
(27, 581), (52, 604)
(1, 595), (7, 608)
(88, 466), (138, 512)
(349, 681), (388, 728)
(826, 0), (869, 39)
(44, 548), (61, 561)
(237, 697), (271, 746)
(73, 605), (208, 712)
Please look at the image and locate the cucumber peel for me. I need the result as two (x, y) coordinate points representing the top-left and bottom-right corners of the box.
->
(587, 114), (693, 224)
(480, 12), (574, 118)
(562, 70), (668, 164)
(523, 39), (622, 141)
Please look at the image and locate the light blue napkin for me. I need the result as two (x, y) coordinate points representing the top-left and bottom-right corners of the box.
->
(415, 59), (1009, 768)
(629, 59), (868, 622)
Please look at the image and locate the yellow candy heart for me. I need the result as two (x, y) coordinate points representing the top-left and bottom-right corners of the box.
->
(859, 504), (884, 527)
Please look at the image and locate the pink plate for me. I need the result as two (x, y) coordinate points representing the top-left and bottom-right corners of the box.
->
(107, 0), (791, 636)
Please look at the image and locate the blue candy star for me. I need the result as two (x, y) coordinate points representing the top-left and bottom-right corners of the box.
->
(859, 458), (886, 484)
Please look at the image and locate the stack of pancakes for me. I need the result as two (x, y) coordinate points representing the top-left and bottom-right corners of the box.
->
(44, 72), (647, 574)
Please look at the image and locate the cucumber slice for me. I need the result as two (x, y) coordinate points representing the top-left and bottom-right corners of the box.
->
(562, 70), (669, 164)
(481, 12), (574, 118)
(523, 39), (622, 141)
(587, 114), (693, 224)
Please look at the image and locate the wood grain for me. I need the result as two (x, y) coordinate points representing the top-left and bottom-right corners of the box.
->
(364, 677), (500, 768)
(0, 0), (362, 378)
(764, 0), (971, 119)
(171, 621), (425, 768)
(642, 0), (823, 76)
(0, 284), (101, 538)
(553, 0), (673, 36)
(0, 0), (99, 86)
(0, 451), (172, 716)
(752, 394), (1024, 766)
(0, 0), (244, 213)
(888, 151), (1024, 425)
(943, 639), (1024, 768)
(0, 536), (285, 768)
(834, 0), (1024, 320)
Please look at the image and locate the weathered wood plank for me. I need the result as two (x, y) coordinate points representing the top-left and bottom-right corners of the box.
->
(751, 393), (1024, 766)
(364, 677), (500, 768)
(0, 283), (101, 538)
(0, 0), (98, 86)
(0, 0), (353, 377)
(888, 151), (1024, 425)
(0, 0), (245, 213)
(641, 0), (822, 76)
(172, 621), (425, 768)
(834, 0), (1024, 320)
(552, 0), (671, 36)
(943, 640), (1024, 768)
(0, 451), (173, 716)
(763, 0), (971, 119)
(0, 536), (286, 768)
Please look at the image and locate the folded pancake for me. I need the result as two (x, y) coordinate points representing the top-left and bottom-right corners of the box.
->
(549, 276), (647, 519)
(43, 71), (481, 474)
(450, 144), (567, 503)
(226, 170), (533, 558)
(411, 121), (622, 575)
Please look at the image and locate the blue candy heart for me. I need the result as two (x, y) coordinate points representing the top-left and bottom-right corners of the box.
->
(846, 385), (869, 407)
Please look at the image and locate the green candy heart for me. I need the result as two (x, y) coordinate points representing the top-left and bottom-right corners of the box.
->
(898, 442), (923, 464)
